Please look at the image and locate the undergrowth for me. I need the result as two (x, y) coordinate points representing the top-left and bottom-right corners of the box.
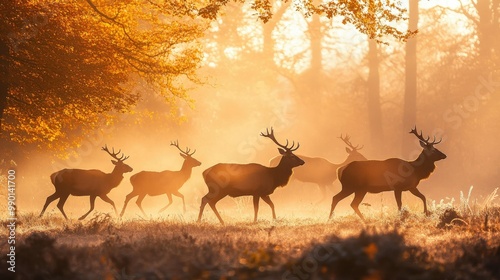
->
(1, 187), (499, 279)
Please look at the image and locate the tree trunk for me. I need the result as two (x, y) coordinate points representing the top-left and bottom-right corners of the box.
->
(494, 1), (500, 57)
(402, 0), (418, 156)
(262, 17), (275, 66)
(309, 14), (322, 77)
(299, 14), (323, 108)
(476, 0), (500, 69)
(477, 0), (492, 60)
(367, 39), (383, 153)
(0, 38), (9, 136)
(262, 2), (290, 67)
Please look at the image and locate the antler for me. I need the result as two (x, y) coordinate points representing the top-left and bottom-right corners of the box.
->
(170, 140), (196, 156)
(339, 134), (363, 150)
(409, 126), (442, 145)
(102, 145), (129, 162)
(260, 127), (300, 152)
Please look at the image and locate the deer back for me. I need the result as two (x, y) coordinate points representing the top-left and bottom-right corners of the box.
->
(130, 169), (190, 194)
(339, 158), (412, 193)
(52, 168), (116, 196)
(203, 163), (279, 196)
(203, 160), (303, 197)
(288, 156), (336, 184)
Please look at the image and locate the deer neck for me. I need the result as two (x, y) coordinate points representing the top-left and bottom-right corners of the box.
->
(179, 160), (193, 179)
(273, 162), (293, 188)
(411, 151), (437, 180)
(338, 153), (365, 167)
(338, 156), (351, 167)
(109, 167), (125, 187)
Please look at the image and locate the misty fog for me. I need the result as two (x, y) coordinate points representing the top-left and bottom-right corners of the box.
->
(13, 0), (500, 219)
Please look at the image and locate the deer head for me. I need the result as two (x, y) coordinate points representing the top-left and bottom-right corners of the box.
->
(339, 134), (366, 162)
(410, 127), (447, 161)
(339, 134), (363, 153)
(102, 145), (133, 173)
(170, 140), (201, 167)
(261, 127), (304, 168)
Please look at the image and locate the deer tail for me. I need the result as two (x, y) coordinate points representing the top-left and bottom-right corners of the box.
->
(337, 166), (346, 182)
(50, 170), (63, 186)
(202, 167), (213, 180)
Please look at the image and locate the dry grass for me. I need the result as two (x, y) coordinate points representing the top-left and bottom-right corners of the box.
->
(1, 189), (500, 279)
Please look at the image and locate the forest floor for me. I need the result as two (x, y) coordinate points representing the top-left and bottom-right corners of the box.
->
(1, 201), (500, 280)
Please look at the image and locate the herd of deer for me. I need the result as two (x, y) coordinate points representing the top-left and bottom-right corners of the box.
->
(39, 127), (446, 224)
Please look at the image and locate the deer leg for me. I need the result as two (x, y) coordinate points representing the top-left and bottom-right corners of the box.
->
(40, 192), (60, 217)
(171, 191), (186, 213)
(99, 194), (117, 216)
(409, 188), (429, 216)
(208, 195), (225, 225)
(197, 194), (210, 222)
(350, 191), (367, 221)
(56, 193), (70, 220)
(79, 195), (97, 220)
(261, 195), (276, 220)
(394, 190), (403, 211)
(135, 194), (147, 216)
(120, 191), (138, 217)
(253, 196), (260, 222)
(158, 193), (173, 213)
(329, 189), (353, 219)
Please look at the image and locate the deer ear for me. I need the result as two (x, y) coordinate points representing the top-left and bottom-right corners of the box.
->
(345, 147), (352, 153)
(278, 148), (286, 155)
(419, 141), (427, 149)
(180, 153), (187, 159)
(111, 160), (118, 165)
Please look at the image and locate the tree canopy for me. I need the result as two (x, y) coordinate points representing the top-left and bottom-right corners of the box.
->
(0, 0), (415, 156)
(0, 0), (205, 151)
(196, 0), (416, 41)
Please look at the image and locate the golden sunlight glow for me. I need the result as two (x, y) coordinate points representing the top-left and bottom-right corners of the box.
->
(273, 8), (310, 73)
(4, 0), (500, 277)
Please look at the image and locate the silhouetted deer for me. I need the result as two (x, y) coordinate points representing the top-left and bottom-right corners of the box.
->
(269, 134), (366, 201)
(329, 127), (446, 221)
(120, 141), (201, 217)
(197, 128), (304, 224)
(40, 146), (133, 220)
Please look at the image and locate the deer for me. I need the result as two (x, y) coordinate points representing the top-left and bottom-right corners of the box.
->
(197, 127), (304, 225)
(329, 127), (447, 221)
(39, 146), (133, 220)
(120, 141), (201, 217)
(269, 134), (366, 201)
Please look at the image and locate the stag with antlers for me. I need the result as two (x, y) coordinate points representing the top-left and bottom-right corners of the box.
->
(329, 127), (446, 221)
(269, 134), (366, 202)
(40, 146), (133, 220)
(198, 127), (304, 224)
(120, 140), (201, 217)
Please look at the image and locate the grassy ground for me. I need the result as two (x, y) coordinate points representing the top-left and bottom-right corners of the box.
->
(1, 197), (500, 280)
